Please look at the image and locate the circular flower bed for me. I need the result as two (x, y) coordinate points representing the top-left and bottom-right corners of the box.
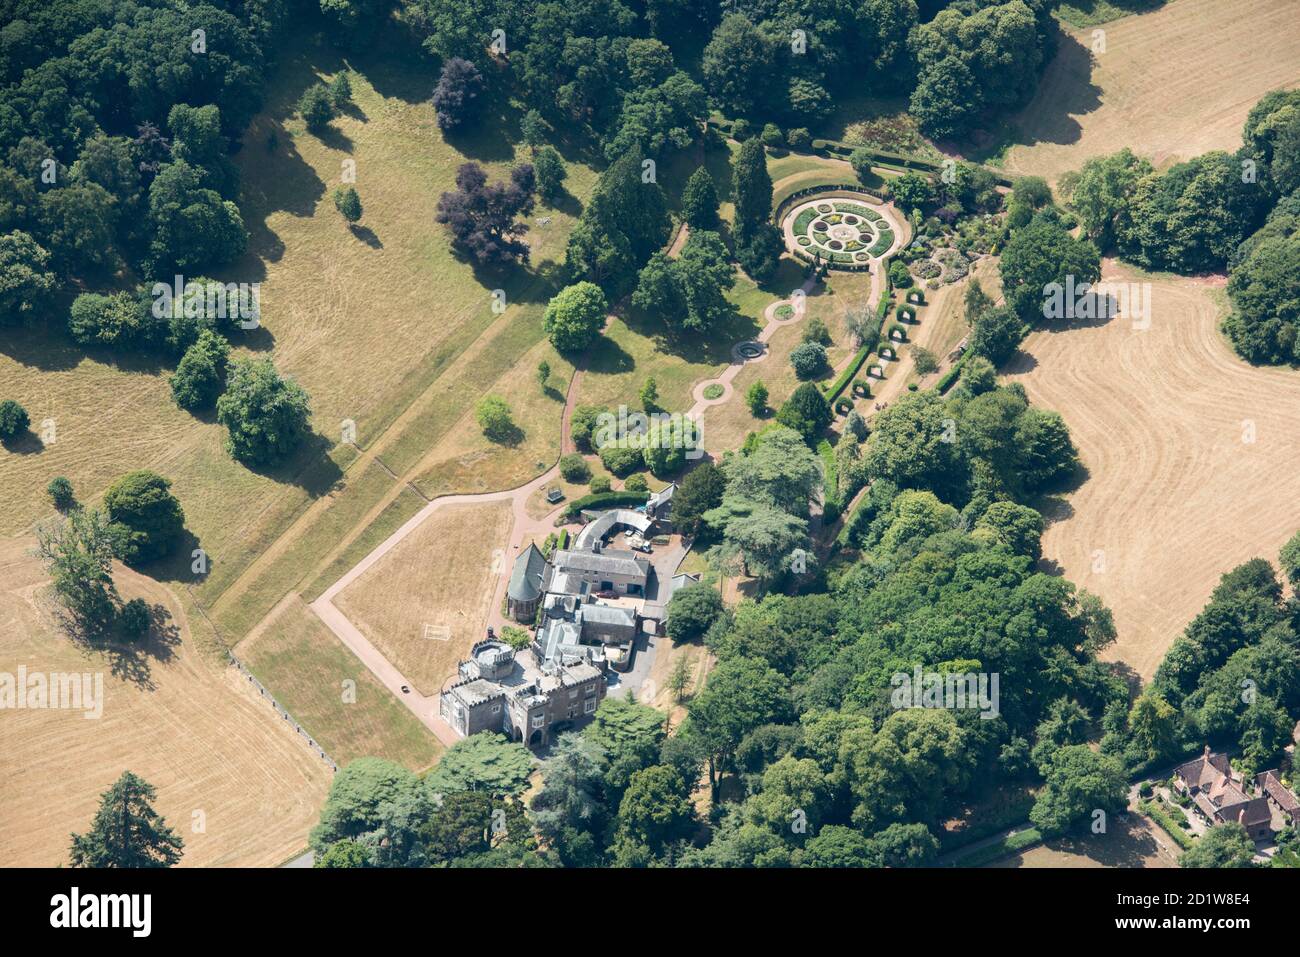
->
(703, 384), (724, 400)
(786, 197), (894, 266)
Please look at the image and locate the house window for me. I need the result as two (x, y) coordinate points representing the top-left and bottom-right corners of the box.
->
(584, 699), (597, 714)
(531, 714), (545, 729)
(491, 704), (501, 714)
(569, 689), (579, 699)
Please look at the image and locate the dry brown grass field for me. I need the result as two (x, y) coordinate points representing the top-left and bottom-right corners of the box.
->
(0, 27), (595, 860)
(642, 635), (715, 729)
(333, 500), (513, 695)
(993, 816), (1176, 868)
(1004, 262), (1300, 680)
(234, 595), (443, 771)
(1003, 0), (1300, 185)
(0, 27), (593, 641)
(0, 539), (330, 867)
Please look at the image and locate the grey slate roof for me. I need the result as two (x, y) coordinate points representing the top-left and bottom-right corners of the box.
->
(649, 483), (676, 506)
(508, 542), (550, 602)
(552, 547), (649, 581)
(574, 509), (652, 550)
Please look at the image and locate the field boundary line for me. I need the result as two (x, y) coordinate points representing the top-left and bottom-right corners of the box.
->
(187, 585), (339, 773)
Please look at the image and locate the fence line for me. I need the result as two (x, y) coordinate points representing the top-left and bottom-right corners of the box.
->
(187, 586), (339, 773)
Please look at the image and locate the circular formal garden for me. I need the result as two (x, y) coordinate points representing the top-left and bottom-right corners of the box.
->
(787, 198), (896, 267)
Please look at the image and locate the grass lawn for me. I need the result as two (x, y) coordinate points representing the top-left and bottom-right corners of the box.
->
(0, 539), (330, 867)
(0, 23), (604, 801)
(705, 265), (865, 454)
(334, 499), (514, 696)
(302, 483), (428, 601)
(409, 337), (575, 499)
(236, 596), (443, 771)
(576, 307), (754, 417)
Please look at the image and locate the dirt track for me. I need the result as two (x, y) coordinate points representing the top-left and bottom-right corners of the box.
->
(1004, 263), (1300, 679)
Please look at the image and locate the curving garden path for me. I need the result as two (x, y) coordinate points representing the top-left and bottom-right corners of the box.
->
(688, 275), (819, 413)
(304, 194), (915, 750)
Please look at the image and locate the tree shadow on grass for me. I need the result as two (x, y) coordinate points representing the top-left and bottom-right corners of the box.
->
(1, 428), (44, 455)
(540, 189), (583, 219)
(486, 423), (526, 447)
(584, 335), (636, 377)
(347, 23), (436, 105)
(462, 256), (565, 308)
(755, 256), (812, 297)
(653, 306), (764, 367)
(232, 116), (325, 279)
(98, 601), (182, 690)
(313, 123), (355, 154)
(146, 529), (206, 586)
(442, 110), (517, 165)
(239, 431), (346, 498)
(349, 224), (383, 248)
(961, 31), (1104, 162)
(43, 592), (180, 691)
(0, 320), (83, 373)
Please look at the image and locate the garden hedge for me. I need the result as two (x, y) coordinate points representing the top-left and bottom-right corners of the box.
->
(946, 827), (1044, 868)
(1141, 801), (1195, 851)
(807, 139), (1015, 186)
(563, 490), (649, 519)
(824, 258), (891, 402)
(934, 354), (968, 395)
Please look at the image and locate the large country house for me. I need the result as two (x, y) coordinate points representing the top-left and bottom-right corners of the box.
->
(438, 637), (605, 747)
(441, 494), (694, 747)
